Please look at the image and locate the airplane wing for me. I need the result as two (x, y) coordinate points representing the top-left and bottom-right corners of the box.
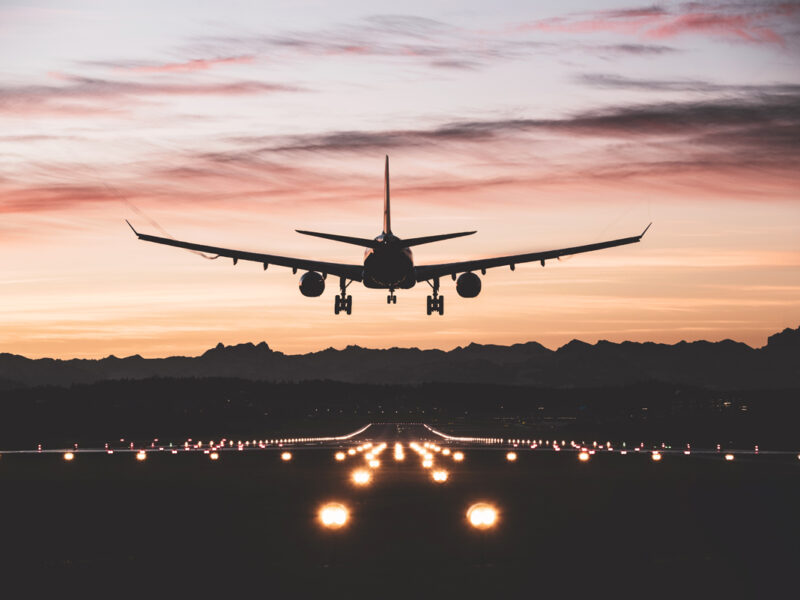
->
(415, 224), (651, 282)
(127, 221), (364, 281)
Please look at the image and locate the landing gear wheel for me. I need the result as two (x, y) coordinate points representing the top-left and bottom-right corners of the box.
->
(387, 293), (397, 304)
(335, 278), (353, 315)
(425, 278), (444, 315)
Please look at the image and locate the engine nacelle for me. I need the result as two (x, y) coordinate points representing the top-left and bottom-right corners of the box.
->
(456, 272), (481, 298)
(299, 271), (325, 297)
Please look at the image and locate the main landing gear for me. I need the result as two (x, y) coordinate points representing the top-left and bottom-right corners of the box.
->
(426, 278), (444, 316)
(387, 289), (397, 304)
(334, 277), (352, 315)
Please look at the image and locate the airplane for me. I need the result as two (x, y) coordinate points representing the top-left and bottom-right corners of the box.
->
(127, 156), (650, 316)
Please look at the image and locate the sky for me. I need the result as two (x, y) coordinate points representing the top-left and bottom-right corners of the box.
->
(1, 0), (799, 358)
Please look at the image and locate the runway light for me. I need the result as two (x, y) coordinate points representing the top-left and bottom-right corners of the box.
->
(651, 452), (662, 462)
(725, 453), (735, 461)
(63, 452), (74, 461)
(453, 452), (464, 462)
(506, 452), (517, 462)
(432, 469), (449, 483)
(318, 503), (349, 529)
(467, 503), (498, 530)
(210, 452), (219, 460)
(335, 452), (346, 461)
(578, 451), (590, 462)
(281, 452), (292, 462)
(351, 469), (371, 485)
(136, 450), (147, 461)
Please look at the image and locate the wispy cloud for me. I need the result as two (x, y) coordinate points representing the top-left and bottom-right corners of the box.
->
(519, 2), (799, 45)
(0, 74), (305, 117)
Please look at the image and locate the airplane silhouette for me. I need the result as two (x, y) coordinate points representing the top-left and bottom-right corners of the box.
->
(127, 156), (650, 315)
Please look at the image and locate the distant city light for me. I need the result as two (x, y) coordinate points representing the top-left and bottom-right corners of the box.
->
(506, 452), (517, 462)
(578, 451), (590, 462)
(467, 503), (498, 530)
(63, 452), (74, 461)
(651, 452), (662, 462)
(725, 454), (735, 461)
(281, 452), (292, 461)
(136, 450), (147, 461)
(210, 452), (219, 460)
(318, 503), (349, 529)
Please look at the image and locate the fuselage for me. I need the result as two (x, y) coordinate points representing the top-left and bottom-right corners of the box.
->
(362, 233), (416, 289)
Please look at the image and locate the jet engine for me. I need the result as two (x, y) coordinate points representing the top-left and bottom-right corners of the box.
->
(456, 272), (481, 298)
(299, 271), (325, 297)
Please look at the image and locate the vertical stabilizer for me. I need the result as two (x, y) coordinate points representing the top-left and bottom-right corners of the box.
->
(383, 155), (391, 234)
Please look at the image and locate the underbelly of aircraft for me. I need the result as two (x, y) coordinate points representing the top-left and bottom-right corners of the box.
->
(363, 252), (415, 289)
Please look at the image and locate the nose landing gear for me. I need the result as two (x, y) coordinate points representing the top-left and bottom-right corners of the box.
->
(387, 289), (397, 304)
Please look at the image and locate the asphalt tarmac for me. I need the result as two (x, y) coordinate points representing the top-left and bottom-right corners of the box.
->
(1, 424), (797, 598)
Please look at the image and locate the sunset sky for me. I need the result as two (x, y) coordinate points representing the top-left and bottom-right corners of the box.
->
(1, 0), (799, 358)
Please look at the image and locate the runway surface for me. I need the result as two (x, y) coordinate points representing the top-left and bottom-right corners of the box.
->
(1, 423), (797, 597)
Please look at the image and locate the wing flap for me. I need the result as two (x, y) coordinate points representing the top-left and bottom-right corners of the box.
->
(415, 225), (650, 281)
(130, 226), (363, 281)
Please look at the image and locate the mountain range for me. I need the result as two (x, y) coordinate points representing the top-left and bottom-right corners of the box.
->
(1, 326), (798, 390)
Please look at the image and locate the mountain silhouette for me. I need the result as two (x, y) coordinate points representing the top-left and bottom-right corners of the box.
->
(0, 326), (797, 390)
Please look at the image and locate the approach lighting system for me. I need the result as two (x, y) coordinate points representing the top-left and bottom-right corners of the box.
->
(319, 503), (349, 529)
(467, 503), (498, 530)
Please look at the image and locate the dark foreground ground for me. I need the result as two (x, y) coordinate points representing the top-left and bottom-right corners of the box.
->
(1, 429), (798, 598)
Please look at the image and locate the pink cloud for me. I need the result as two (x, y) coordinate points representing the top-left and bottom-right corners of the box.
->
(124, 55), (255, 73)
(520, 3), (798, 45)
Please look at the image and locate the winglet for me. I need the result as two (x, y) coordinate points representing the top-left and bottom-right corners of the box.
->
(125, 219), (140, 237)
(639, 222), (652, 239)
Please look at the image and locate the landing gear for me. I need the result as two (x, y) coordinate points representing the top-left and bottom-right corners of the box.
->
(334, 277), (352, 315)
(425, 278), (444, 315)
(387, 289), (397, 304)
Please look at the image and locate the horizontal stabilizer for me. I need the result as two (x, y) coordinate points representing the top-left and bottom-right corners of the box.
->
(296, 230), (379, 248)
(403, 231), (476, 247)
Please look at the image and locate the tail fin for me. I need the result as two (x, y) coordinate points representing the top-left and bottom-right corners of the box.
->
(383, 155), (391, 234)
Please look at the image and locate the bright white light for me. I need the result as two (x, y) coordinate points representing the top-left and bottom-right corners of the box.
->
(467, 503), (498, 529)
(506, 452), (517, 462)
(335, 452), (346, 461)
(210, 452), (219, 460)
(136, 450), (147, 461)
(368, 459), (380, 468)
(281, 452), (292, 461)
(422, 458), (433, 468)
(319, 503), (349, 529)
(63, 452), (74, 461)
(578, 451), (590, 462)
(351, 469), (371, 485)
(725, 453), (735, 461)
(348, 448), (356, 456)
(651, 452), (662, 462)
(432, 469), (449, 482)
(453, 452), (464, 462)
(442, 448), (451, 456)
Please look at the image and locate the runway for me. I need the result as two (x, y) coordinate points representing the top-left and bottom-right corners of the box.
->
(0, 423), (798, 596)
